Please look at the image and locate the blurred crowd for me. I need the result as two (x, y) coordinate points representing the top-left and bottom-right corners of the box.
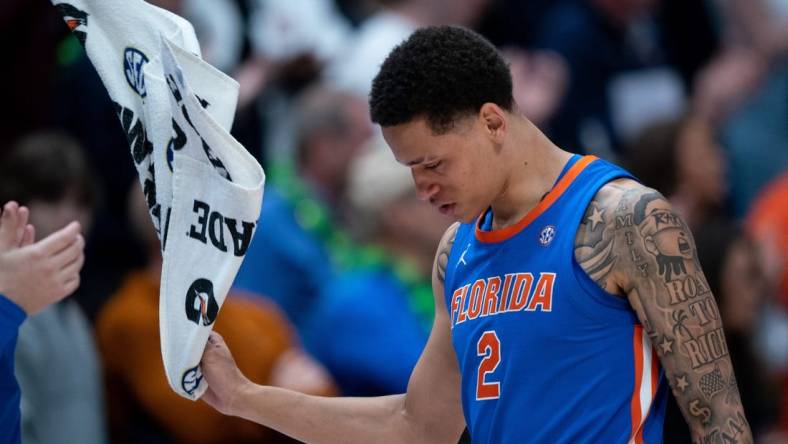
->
(1, 0), (787, 442)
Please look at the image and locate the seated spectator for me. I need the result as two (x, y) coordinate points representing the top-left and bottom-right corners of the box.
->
(717, 58), (788, 217)
(326, 0), (492, 98)
(748, 172), (788, 309)
(746, 172), (788, 433)
(302, 145), (452, 396)
(233, 84), (372, 326)
(693, 0), (788, 216)
(0, 132), (104, 444)
(243, 0), (353, 159)
(96, 185), (335, 444)
(534, 0), (685, 156)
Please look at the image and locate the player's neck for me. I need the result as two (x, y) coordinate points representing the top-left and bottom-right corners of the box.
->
(488, 123), (572, 230)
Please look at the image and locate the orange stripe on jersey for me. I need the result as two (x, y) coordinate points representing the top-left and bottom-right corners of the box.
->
(630, 325), (645, 444)
(629, 326), (660, 444)
(650, 348), (659, 400)
(475, 155), (598, 243)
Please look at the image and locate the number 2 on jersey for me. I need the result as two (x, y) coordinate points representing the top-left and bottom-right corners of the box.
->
(476, 330), (501, 400)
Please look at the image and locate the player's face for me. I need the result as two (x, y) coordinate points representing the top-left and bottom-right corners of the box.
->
(382, 116), (502, 223)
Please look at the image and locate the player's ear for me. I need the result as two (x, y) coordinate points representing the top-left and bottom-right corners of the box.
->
(479, 103), (506, 143)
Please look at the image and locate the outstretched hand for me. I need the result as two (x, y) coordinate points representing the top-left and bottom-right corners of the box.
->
(0, 201), (34, 251)
(0, 201), (84, 315)
(200, 331), (252, 417)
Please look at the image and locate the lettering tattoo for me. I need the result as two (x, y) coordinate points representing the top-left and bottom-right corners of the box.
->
(573, 180), (752, 443)
(665, 274), (708, 305)
(634, 192), (693, 282)
(630, 246), (643, 262)
(694, 429), (720, 444)
(721, 412), (749, 443)
(683, 328), (729, 369)
(615, 214), (633, 229)
(689, 297), (720, 326)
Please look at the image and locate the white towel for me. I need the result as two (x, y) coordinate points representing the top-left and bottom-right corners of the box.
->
(52, 0), (265, 400)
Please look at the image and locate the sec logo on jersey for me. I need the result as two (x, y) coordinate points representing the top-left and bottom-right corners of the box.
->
(538, 225), (556, 246)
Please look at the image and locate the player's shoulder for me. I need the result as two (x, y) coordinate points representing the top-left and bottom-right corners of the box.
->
(574, 179), (677, 294)
(434, 222), (461, 285)
(574, 177), (676, 260)
(588, 178), (672, 218)
(438, 222), (461, 251)
(435, 222), (461, 264)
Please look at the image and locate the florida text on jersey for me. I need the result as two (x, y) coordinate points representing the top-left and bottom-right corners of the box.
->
(444, 155), (668, 444)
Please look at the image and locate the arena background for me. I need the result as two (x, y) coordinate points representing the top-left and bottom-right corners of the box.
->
(1, 0), (787, 442)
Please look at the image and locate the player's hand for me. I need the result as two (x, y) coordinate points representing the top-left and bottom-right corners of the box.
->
(0, 201), (84, 315)
(200, 331), (253, 417)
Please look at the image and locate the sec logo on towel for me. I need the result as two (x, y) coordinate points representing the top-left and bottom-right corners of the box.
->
(181, 365), (203, 396)
(124, 47), (149, 98)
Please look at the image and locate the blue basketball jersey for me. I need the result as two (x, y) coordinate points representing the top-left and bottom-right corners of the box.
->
(444, 155), (667, 444)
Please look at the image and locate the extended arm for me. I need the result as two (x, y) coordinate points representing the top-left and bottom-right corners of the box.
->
(575, 180), (752, 443)
(200, 223), (465, 444)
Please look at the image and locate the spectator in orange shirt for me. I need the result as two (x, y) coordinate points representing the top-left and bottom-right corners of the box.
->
(746, 172), (788, 435)
(95, 185), (335, 444)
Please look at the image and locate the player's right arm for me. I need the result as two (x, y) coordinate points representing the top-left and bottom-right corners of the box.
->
(199, 223), (466, 444)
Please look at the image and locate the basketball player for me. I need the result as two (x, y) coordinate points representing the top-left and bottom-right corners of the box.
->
(200, 26), (751, 443)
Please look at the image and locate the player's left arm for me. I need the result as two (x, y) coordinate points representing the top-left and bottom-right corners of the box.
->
(575, 179), (753, 444)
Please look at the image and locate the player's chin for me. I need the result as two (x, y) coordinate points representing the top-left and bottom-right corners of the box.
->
(454, 206), (479, 224)
(458, 215), (477, 224)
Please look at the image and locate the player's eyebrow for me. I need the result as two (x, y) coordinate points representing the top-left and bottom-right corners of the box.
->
(405, 157), (425, 167)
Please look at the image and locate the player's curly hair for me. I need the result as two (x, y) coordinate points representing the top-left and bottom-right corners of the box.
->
(369, 26), (514, 134)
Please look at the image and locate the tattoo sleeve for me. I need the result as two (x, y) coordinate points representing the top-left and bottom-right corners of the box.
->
(575, 181), (753, 444)
(435, 222), (459, 285)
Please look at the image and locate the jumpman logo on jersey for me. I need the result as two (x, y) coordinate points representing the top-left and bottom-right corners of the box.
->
(458, 243), (471, 267)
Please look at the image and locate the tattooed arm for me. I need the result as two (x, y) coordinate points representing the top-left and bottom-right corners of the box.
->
(575, 180), (753, 444)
